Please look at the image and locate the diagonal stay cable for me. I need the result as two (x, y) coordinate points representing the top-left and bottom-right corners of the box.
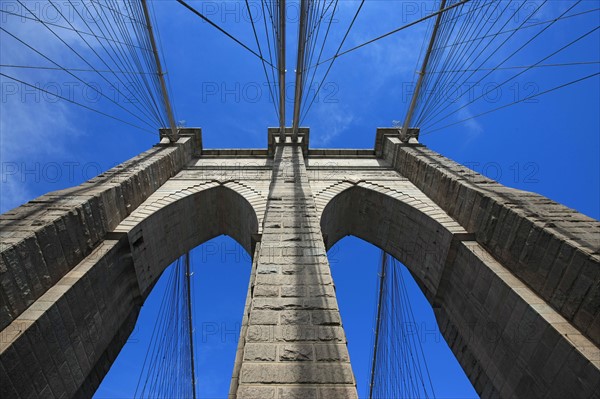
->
(303, 0), (338, 101)
(300, 0), (365, 123)
(301, 0), (473, 123)
(415, 0), (504, 126)
(0, 64), (155, 74)
(261, 0), (279, 113)
(176, 0), (274, 68)
(67, 0), (165, 126)
(0, 26), (156, 129)
(426, 60), (600, 74)
(424, 71), (600, 134)
(150, 0), (179, 124)
(245, 0), (278, 117)
(418, 0), (548, 125)
(44, 0), (161, 124)
(432, 7), (600, 52)
(394, 257), (435, 397)
(424, 12), (595, 129)
(0, 9), (149, 52)
(123, 0), (169, 126)
(0, 71), (154, 134)
(85, 0), (164, 125)
(309, 0), (472, 69)
(11, 0), (159, 127)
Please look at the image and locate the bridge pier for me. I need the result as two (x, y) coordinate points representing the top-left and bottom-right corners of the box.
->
(231, 133), (358, 398)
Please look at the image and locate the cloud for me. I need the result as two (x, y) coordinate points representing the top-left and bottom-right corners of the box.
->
(0, 0), (131, 210)
(309, 101), (355, 146)
(0, 173), (32, 213)
(456, 102), (484, 139)
(0, 64), (83, 211)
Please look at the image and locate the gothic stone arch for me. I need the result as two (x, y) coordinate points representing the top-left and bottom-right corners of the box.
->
(0, 128), (598, 398)
(319, 183), (598, 397)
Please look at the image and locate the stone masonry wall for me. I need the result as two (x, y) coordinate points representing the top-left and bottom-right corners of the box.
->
(1, 128), (598, 399)
(381, 133), (600, 347)
(234, 143), (358, 399)
(0, 137), (194, 331)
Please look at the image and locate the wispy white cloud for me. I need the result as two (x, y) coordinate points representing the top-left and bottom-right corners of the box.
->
(456, 101), (484, 140)
(1, 1), (91, 210)
(0, 175), (32, 213)
(310, 101), (355, 146)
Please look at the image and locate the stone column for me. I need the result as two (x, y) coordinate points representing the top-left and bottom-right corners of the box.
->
(234, 141), (358, 398)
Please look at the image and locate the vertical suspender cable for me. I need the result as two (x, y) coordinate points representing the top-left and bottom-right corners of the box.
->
(369, 250), (388, 399)
(292, 0), (309, 141)
(278, 0), (286, 138)
(141, 0), (178, 141)
(185, 252), (197, 399)
(401, 0), (447, 138)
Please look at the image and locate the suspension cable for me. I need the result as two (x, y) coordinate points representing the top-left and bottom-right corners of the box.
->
(176, 0), (275, 68)
(141, 0), (178, 141)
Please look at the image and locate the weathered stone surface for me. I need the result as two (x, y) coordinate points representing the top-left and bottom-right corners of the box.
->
(249, 310), (278, 325)
(280, 310), (310, 325)
(314, 344), (350, 362)
(311, 310), (341, 326)
(281, 285), (306, 297)
(253, 285), (279, 297)
(380, 131), (600, 348)
(0, 137), (195, 331)
(0, 129), (597, 399)
(236, 385), (275, 399)
(243, 344), (277, 362)
(279, 344), (313, 361)
(235, 142), (357, 397)
(240, 363), (355, 384)
(278, 386), (317, 399)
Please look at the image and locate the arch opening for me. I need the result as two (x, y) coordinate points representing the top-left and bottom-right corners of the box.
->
(328, 236), (477, 398)
(127, 184), (259, 299)
(321, 185), (455, 302)
(94, 236), (253, 398)
(83, 185), (259, 396)
(321, 185), (479, 396)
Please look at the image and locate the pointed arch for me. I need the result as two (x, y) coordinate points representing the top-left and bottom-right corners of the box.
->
(319, 183), (599, 397)
(120, 184), (260, 297)
(320, 183), (464, 300)
(1, 184), (260, 397)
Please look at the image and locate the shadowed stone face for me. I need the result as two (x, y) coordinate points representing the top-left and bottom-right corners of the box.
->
(233, 142), (358, 398)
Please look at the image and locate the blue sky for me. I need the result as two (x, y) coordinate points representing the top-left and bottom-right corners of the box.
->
(1, 0), (599, 398)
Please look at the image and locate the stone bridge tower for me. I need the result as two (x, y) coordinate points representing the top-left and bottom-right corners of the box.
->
(0, 128), (598, 398)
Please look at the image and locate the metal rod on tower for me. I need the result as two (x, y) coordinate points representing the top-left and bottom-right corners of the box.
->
(141, 0), (178, 142)
(278, 0), (286, 139)
(292, 0), (309, 142)
(185, 252), (197, 399)
(401, 0), (448, 138)
(369, 250), (388, 399)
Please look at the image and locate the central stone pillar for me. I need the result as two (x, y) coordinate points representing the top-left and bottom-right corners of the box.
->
(232, 135), (358, 398)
